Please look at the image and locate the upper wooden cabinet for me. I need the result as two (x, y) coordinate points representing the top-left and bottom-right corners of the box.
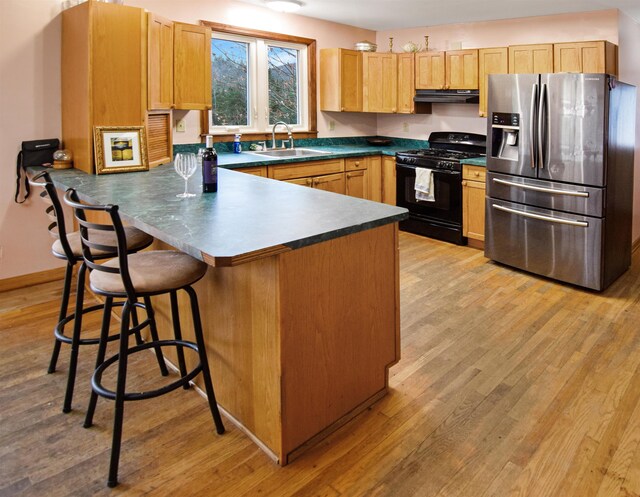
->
(397, 53), (415, 114)
(320, 48), (362, 112)
(508, 44), (553, 73)
(173, 22), (212, 110)
(415, 51), (446, 89)
(553, 41), (617, 75)
(147, 13), (174, 110)
(478, 47), (508, 117)
(415, 50), (478, 90)
(62, 1), (146, 173)
(363, 53), (398, 113)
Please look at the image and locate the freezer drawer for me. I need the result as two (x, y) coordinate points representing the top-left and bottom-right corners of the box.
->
(487, 172), (604, 217)
(485, 198), (604, 290)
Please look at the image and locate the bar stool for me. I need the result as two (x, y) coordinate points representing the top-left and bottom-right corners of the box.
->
(64, 188), (225, 488)
(28, 171), (154, 413)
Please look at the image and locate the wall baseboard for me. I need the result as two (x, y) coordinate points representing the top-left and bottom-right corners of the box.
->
(0, 267), (66, 293)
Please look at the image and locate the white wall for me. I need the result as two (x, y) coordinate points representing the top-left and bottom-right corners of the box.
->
(618, 12), (640, 242)
(0, 0), (64, 280)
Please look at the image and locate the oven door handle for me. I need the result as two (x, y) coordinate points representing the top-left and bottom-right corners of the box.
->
(396, 164), (461, 175)
(492, 178), (589, 197)
(492, 203), (589, 227)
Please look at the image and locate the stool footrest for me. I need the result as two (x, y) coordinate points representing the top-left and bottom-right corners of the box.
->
(91, 340), (202, 402)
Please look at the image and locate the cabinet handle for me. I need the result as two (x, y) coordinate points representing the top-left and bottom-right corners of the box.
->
(306, 178), (313, 186)
(474, 172), (480, 177)
(462, 180), (467, 186)
(341, 107), (345, 111)
(347, 172), (364, 178)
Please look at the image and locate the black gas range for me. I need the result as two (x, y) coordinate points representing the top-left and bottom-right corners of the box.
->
(396, 132), (486, 245)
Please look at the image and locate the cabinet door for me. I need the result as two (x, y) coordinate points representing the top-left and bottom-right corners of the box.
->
(382, 156), (396, 205)
(147, 13), (173, 110)
(508, 44), (553, 74)
(478, 47), (508, 117)
(368, 156), (382, 202)
(363, 53), (398, 113)
(286, 177), (313, 187)
(174, 22), (212, 110)
(345, 169), (369, 199)
(462, 179), (486, 242)
(319, 48), (362, 112)
(147, 110), (172, 167)
(446, 49), (478, 89)
(553, 41), (617, 75)
(235, 166), (268, 177)
(397, 53), (415, 114)
(415, 51), (445, 89)
(312, 173), (345, 194)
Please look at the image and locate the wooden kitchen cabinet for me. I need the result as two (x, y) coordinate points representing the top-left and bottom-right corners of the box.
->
(269, 158), (346, 194)
(173, 22), (212, 110)
(382, 156), (397, 206)
(462, 164), (486, 248)
(397, 53), (415, 114)
(62, 1), (146, 174)
(415, 51), (446, 89)
(508, 44), (553, 74)
(312, 173), (346, 194)
(320, 48), (362, 112)
(478, 47), (508, 117)
(147, 13), (174, 110)
(234, 166), (268, 177)
(363, 53), (398, 113)
(416, 50), (478, 90)
(345, 156), (382, 201)
(553, 41), (617, 75)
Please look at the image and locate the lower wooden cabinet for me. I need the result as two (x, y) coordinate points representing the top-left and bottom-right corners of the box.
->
(312, 172), (346, 194)
(382, 156), (397, 206)
(462, 164), (486, 248)
(235, 166), (267, 177)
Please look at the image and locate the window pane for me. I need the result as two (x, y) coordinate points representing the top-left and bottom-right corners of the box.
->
(268, 46), (299, 125)
(211, 39), (249, 126)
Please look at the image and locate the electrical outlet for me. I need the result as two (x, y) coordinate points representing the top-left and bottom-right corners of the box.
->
(403, 122), (409, 132)
(176, 119), (186, 133)
(329, 120), (335, 131)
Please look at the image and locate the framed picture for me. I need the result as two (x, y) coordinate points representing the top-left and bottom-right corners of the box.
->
(93, 126), (149, 174)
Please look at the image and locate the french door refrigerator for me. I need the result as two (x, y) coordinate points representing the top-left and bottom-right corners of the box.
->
(485, 73), (636, 291)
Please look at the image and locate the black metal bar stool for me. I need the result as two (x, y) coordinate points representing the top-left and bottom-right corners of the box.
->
(64, 188), (225, 488)
(28, 171), (154, 413)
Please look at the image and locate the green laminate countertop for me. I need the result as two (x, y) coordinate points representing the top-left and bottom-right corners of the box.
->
(46, 165), (408, 266)
(214, 145), (409, 170)
(461, 157), (487, 167)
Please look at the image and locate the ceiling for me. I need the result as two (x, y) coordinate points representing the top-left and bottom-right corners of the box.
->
(241, 0), (640, 30)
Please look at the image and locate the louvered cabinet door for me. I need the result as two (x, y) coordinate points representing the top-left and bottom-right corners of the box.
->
(146, 110), (172, 167)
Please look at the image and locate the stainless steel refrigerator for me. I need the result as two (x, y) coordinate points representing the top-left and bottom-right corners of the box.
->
(485, 73), (636, 291)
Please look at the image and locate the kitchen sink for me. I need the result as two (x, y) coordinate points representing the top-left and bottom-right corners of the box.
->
(246, 148), (332, 158)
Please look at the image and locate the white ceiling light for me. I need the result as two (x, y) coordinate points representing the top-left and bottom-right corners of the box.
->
(265, 0), (302, 13)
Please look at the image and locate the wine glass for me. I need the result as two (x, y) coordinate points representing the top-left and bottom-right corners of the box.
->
(174, 152), (197, 198)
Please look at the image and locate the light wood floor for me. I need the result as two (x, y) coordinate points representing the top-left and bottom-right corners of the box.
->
(3, 232), (640, 496)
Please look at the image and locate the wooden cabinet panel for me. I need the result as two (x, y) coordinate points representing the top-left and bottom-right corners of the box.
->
(285, 177), (313, 187)
(478, 47), (508, 117)
(345, 169), (368, 199)
(446, 49), (478, 89)
(313, 173), (345, 194)
(147, 111), (172, 167)
(363, 53), (398, 113)
(415, 51), (445, 89)
(320, 48), (362, 112)
(235, 166), (268, 177)
(508, 44), (553, 74)
(397, 53), (415, 114)
(368, 156), (382, 203)
(462, 165), (486, 246)
(269, 159), (344, 181)
(382, 156), (396, 206)
(174, 22), (212, 110)
(553, 41), (617, 75)
(147, 13), (174, 110)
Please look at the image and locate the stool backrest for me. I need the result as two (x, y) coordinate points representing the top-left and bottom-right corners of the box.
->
(28, 171), (75, 261)
(63, 189), (137, 300)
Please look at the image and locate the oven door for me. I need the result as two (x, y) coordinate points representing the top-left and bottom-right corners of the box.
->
(396, 162), (462, 225)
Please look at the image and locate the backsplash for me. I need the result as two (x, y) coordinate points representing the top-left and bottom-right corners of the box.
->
(173, 136), (430, 156)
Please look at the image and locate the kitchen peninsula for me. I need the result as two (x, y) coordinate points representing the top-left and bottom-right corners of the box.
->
(47, 165), (408, 465)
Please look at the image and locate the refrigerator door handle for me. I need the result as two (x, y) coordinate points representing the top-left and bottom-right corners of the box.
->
(529, 83), (538, 169)
(537, 83), (548, 169)
(492, 178), (590, 197)
(492, 203), (589, 227)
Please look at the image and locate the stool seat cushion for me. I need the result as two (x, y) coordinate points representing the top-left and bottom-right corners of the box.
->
(52, 227), (153, 259)
(90, 251), (208, 295)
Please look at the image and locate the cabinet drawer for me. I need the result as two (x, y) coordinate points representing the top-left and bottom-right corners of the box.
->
(345, 157), (367, 171)
(234, 166), (267, 177)
(269, 159), (344, 181)
(463, 165), (486, 182)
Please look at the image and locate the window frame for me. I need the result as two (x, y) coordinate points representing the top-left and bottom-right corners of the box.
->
(200, 21), (317, 142)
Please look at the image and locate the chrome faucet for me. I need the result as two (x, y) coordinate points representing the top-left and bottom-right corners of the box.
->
(271, 121), (294, 149)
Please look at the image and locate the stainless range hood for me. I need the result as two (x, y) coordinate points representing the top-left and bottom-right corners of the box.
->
(414, 89), (479, 104)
